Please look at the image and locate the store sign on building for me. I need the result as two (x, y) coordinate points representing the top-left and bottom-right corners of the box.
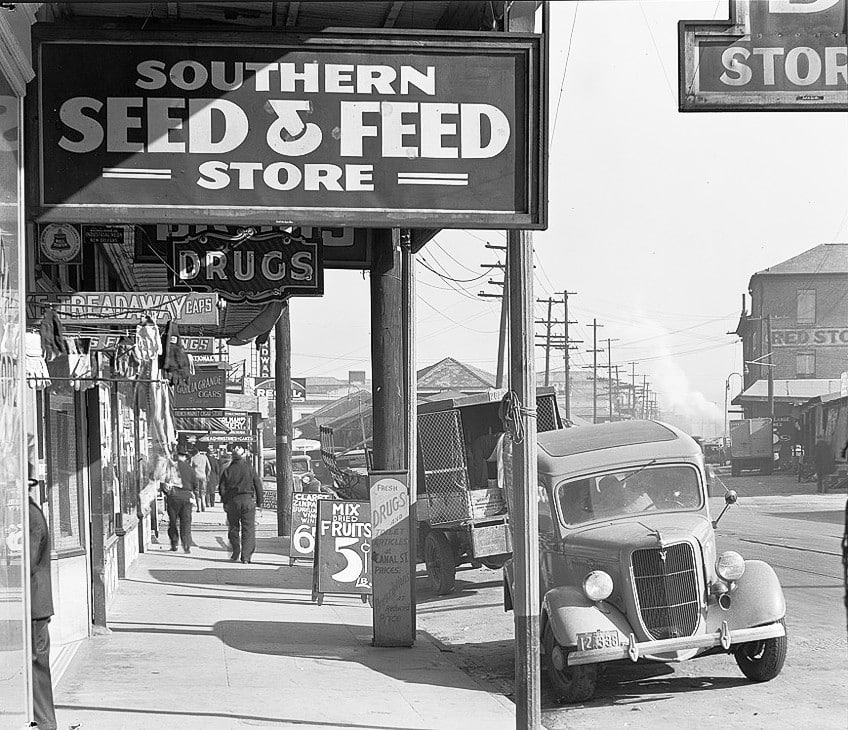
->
(33, 29), (545, 228)
(680, 0), (848, 110)
(258, 340), (272, 378)
(26, 291), (219, 327)
(772, 328), (848, 346)
(173, 364), (227, 409)
(171, 229), (322, 304)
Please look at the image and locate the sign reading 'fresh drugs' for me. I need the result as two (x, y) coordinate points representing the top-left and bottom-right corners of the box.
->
(34, 30), (544, 228)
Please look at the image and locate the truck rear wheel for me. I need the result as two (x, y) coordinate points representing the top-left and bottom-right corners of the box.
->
(424, 531), (456, 595)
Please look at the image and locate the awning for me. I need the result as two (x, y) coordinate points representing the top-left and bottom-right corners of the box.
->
(731, 379), (843, 406)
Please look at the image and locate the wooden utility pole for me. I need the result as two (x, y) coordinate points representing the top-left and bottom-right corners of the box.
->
(614, 364), (621, 421)
(274, 302), (293, 537)
(543, 298), (553, 386)
(586, 319), (604, 424)
(765, 314), (775, 419)
(479, 244), (508, 388)
(508, 228), (540, 730)
(563, 291), (578, 421)
(605, 338), (619, 422)
(642, 375), (649, 419)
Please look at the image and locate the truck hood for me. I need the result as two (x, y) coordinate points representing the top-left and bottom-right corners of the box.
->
(563, 512), (713, 556)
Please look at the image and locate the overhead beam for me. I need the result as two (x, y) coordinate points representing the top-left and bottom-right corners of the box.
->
(383, 1), (404, 27)
(285, 1), (300, 28)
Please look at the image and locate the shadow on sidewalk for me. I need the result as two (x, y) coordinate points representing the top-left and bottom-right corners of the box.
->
(53, 703), (440, 730)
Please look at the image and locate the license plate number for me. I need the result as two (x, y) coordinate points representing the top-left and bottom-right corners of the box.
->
(577, 630), (620, 651)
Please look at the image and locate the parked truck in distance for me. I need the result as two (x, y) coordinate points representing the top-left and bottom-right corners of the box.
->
(729, 418), (774, 476)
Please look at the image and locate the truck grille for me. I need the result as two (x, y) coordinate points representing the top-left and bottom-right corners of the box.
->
(631, 542), (700, 640)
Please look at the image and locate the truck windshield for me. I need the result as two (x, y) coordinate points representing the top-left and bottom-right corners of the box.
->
(556, 464), (701, 526)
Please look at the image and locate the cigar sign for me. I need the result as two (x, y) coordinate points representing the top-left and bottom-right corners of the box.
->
(33, 29), (545, 228)
(680, 0), (848, 111)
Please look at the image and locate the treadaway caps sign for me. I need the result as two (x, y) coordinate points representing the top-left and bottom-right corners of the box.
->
(33, 28), (545, 228)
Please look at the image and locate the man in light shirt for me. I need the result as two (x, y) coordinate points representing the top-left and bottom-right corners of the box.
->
(190, 447), (212, 511)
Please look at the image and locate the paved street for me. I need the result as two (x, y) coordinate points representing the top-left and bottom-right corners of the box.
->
(415, 474), (847, 730)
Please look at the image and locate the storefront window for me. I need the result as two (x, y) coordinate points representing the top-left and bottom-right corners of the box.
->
(116, 383), (138, 521)
(0, 72), (28, 726)
(43, 390), (84, 551)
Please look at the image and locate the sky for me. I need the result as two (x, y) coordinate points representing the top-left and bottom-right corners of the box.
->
(275, 1), (848, 436)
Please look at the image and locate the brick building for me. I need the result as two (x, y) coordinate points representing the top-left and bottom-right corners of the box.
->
(734, 244), (848, 422)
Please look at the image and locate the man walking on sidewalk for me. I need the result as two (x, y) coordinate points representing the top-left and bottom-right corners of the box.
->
(167, 455), (195, 553)
(191, 447), (212, 509)
(219, 443), (263, 563)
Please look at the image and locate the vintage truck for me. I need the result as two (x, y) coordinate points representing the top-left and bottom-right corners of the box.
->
(729, 417), (774, 476)
(502, 420), (787, 702)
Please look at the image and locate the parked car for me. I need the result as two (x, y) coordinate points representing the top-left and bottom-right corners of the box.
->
(502, 420), (787, 703)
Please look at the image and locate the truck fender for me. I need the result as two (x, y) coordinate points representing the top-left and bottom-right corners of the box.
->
(542, 586), (631, 648)
(705, 559), (786, 633)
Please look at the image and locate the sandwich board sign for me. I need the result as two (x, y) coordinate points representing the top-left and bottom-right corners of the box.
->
(680, 0), (848, 111)
(288, 492), (329, 565)
(311, 500), (372, 605)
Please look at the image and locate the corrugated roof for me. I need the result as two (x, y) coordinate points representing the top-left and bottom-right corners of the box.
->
(731, 378), (843, 405)
(753, 244), (848, 277)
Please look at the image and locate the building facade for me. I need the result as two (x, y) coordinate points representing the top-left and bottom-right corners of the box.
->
(739, 244), (848, 388)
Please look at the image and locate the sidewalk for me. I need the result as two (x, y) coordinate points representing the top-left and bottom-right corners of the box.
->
(53, 506), (515, 729)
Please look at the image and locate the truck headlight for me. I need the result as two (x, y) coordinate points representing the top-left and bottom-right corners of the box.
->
(716, 551), (745, 581)
(582, 570), (614, 602)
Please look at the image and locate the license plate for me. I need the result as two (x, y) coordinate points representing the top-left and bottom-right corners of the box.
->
(576, 630), (621, 652)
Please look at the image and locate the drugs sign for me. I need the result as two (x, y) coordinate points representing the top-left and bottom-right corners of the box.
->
(33, 29), (545, 228)
(680, 0), (848, 110)
(313, 500), (372, 601)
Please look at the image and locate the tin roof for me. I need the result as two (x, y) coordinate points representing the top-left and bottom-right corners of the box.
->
(753, 244), (848, 277)
(731, 378), (842, 405)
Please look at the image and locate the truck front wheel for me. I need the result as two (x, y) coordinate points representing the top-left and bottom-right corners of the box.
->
(734, 620), (787, 682)
(543, 624), (598, 703)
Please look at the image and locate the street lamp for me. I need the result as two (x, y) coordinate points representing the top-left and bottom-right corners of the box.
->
(725, 372), (743, 442)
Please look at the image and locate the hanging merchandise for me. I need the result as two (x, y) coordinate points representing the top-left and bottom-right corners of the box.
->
(113, 335), (139, 379)
(159, 319), (192, 387)
(39, 307), (68, 361)
(67, 338), (94, 391)
(133, 314), (161, 363)
(24, 331), (51, 390)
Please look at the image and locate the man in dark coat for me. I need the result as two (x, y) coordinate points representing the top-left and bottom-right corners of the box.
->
(815, 438), (836, 494)
(218, 444), (263, 563)
(29, 476), (57, 730)
(206, 449), (221, 508)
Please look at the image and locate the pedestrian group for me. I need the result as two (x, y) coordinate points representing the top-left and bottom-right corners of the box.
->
(160, 443), (263, 563)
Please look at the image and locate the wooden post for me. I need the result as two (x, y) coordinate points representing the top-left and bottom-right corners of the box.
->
(85, 387), (108, 631)
(508, 228), (541, 730)
(402, 229), (418, 641)
(370, 228), (412, 646)
(274, 302), (293, 537)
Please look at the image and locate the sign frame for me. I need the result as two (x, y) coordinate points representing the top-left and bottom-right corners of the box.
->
(679, 0), (848, 112)
(30, 26), (547, 229)
(289, 491), (330, 565)
(312, 499), (372, 605)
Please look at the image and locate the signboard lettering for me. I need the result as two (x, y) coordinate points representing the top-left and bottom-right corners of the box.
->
(313, 500), (372, 600)
(772, 328), (848, 346)
(26, 291), (219, 327)
(172, 230), (322, 303)
(370, 472), (412, 643)
(680, 0), (848, 110)
(173, 364), (227, 408)
(289, 492), (330, 563)
(34, 31), (544, 228)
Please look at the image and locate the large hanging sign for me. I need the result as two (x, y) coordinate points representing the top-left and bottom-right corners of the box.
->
(26, 291), (219, 327)
(680, 0), (848, 111)
(33, 29), (545, 229)
(170, 229), (322, 303)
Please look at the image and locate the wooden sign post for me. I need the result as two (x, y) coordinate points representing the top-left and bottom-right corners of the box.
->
(369, 471), (412, 646)
(312, 500), (372, 605)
